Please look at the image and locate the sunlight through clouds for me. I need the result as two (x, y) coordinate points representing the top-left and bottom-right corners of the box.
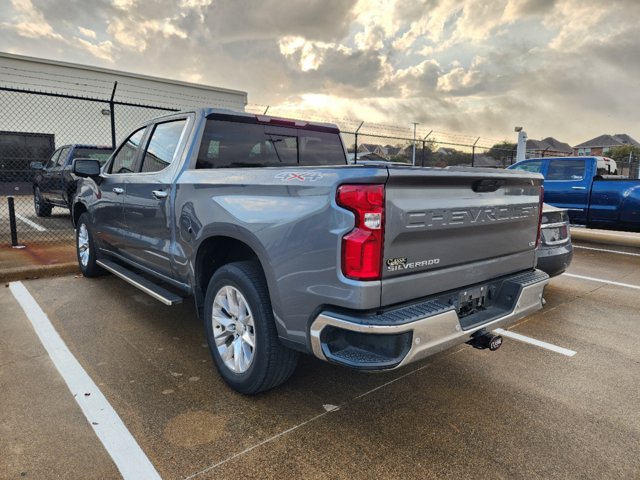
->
(1, 0), (640, 142)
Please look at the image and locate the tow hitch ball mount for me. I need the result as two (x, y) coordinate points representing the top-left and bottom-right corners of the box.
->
(467, 329), (503, 351)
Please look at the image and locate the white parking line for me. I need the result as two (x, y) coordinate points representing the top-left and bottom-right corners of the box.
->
(9, 282), (161, 480)
(15, 213), (47, 232)
(563, 273), (640, 290)
(573, 245), (640, 257)
(494, 328), (577, 357)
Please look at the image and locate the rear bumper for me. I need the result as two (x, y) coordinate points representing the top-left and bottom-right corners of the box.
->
(536, 242), (573, 278)
(309, 269), (549, 370)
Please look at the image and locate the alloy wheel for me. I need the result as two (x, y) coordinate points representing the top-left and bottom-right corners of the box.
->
(211, 286), (256, 373)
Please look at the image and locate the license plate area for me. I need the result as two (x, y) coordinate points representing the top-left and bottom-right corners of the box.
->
(456, 285), (487, 318)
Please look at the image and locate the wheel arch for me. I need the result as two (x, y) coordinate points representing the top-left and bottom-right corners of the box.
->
(193, 234), (273, 319)
(72, 201), (88, 228)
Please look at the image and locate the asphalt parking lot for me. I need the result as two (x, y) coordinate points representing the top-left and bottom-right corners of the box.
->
(1, 239), (639, 479)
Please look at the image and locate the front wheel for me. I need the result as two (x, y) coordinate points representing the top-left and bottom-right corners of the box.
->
(204, 261), (298, 394)
(76, 213), (105, 277)
(34, 187), (52, 217)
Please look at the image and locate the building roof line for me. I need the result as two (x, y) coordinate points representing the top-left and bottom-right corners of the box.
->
(0, 51), (248, 100)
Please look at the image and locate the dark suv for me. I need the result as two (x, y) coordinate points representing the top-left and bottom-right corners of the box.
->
(31, 144), (112, 216)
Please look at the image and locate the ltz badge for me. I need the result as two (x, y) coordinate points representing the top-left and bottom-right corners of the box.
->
(386, 257), (440, 272)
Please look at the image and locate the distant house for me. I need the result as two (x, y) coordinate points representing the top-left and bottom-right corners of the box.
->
(526, 137), (572, 156)
(385, 146), (403, 157)
(572, 134), (640, 156)
(357, 143), (377, 154)
(347, 152), (387, 163)
(437, 147), (456, 155)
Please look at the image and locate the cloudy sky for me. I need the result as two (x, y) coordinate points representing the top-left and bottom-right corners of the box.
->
(1, 0), (639, 145)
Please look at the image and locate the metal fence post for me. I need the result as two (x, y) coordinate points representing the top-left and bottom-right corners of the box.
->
(7, 196), (19, 247)
(109, 81), (118, 150)
(412, 122), (418, 166)
(354, 121), (364, 163)
(421, 130), (432, 167)
(471, 137), (480, 167)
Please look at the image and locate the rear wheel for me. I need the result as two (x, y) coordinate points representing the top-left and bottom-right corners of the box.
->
(204, 261), (298, 394)
(34, 187), (52, 217)
(76, 213), (105, 277)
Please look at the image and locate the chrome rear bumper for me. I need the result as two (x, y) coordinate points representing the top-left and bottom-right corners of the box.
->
(309, 270), (549, 370)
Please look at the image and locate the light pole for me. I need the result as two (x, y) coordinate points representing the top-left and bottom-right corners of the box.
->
(515, 126), (527, 163)
(412, 122), (419, 166)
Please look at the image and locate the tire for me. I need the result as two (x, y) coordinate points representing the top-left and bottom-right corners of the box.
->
(34, 187), (52, 217)
(204, 261), (298, 394)
(76, 213), (105, 277)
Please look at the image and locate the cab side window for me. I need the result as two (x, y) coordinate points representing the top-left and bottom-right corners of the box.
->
(56, 147), (71, 167)
(547, 159), (586, 181)
(511, 160), (543, 173)
(110, 128), (146, 174)
(45, 149), (61, 169)
(140, 120), (187, 173)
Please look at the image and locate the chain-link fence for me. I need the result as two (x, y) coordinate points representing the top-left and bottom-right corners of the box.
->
(245, 104), (574, 167)
(5, 83), (634, 248)
(617, 155), (640, 178)
(0, 86), (176, 247)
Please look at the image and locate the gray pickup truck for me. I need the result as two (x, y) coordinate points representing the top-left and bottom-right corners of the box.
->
(72, 108), (549, 394)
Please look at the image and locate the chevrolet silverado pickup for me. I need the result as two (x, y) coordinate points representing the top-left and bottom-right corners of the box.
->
(71, 108), (548, 394)
(509, 156), (640, 231)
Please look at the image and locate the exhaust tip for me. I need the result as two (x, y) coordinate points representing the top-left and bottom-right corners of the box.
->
(467, 330), (503, 351)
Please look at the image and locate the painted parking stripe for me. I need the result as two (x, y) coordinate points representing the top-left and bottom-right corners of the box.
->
(15, 213), (47, 232)
(573, 245), (640, 257)
(9, 282), (162, 480)
(494, 328), (577, 357)
(563, 273), (640, 290)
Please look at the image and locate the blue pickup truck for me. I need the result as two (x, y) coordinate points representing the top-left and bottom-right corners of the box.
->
(509, 156), (640, 231)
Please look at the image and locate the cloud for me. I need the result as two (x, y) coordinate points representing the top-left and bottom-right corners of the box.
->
(78, 26), (97, 39)
(107, 17), (187, 50)
(73, 37), (114, 62)
(278, 37), (344, 72)
(383, 59), (442, 97)
(2, 0), (63, 40)
(1, 0), (640, 145)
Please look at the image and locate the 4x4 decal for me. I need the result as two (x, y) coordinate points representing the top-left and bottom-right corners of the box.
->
(275, 172), (324, 182)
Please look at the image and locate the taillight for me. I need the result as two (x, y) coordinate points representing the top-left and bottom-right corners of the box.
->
(536, 185), (544, 247)
(336, 184), (385, 280)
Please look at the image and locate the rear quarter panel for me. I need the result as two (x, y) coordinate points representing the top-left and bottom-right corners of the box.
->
(173, 166), (388, 349)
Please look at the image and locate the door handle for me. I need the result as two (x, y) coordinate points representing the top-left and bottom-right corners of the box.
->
(112, 187), (124, 194)
(571, 186), (586, 190)
(152, 190), (168, 199)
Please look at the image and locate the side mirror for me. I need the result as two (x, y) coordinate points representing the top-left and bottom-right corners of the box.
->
(72, 158), (101, 178)
(30, 161), (44, 170)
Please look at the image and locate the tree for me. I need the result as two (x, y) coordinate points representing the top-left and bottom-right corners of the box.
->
(606, 145), (640, 163)
(486, 141), (517, 160)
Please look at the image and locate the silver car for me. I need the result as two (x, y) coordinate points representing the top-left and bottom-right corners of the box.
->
(536, 204), (573, 277)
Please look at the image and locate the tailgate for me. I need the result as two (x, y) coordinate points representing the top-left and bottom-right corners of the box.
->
(382, 167), (543, 305)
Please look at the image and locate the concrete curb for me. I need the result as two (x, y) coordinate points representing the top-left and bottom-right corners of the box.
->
(0, 262), (79, 284)
(570, 227), (640, 248)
